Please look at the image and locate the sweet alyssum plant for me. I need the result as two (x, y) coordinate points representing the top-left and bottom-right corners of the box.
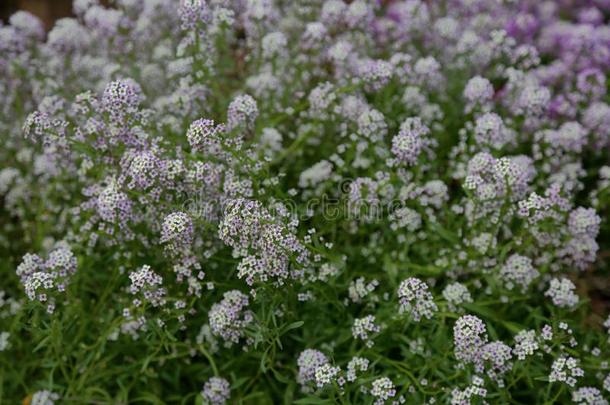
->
(1, 0), (610, 404)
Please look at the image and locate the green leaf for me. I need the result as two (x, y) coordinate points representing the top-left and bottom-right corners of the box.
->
(429, 223), (459, 244)
(501, 321), (523, 334)
(293, 397), (334, 404)
(283, 382), (296, 405)
(281, 321), (304, 333)
(271, 367), (292, 384)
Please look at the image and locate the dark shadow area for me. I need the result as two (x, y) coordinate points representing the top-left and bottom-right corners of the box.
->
(1, 0), (73, 30)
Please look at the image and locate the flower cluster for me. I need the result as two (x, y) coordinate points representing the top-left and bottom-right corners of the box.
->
(314, 364), (342, 389)
(16, 244), (77, 313)
(346, 356), (369, 383)
(572, 387), (608, 405)
(442, 282), (473, 312)
(297, 349), (328, 389)
(128, 265), (166, 308)
(450, 376), (487, 405)
(370, 377), (397, 405)
(549, 356), (584, 387)
(208, 290), (253, 346)
(391, 117), (430, 166)
(201, 377), (231, 405)
(352, 315), (381, 348)
(453, 315), (488, 365)
(545, 278), (579, 310)
(499, 254), (539, 292)
(30, 390), (60, 405)
(160, 211), (194, 254)
(219, 198), (310, 286)
(397, 278), (437, 321)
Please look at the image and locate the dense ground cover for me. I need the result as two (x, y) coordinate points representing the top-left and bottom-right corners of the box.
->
(1, 0), (610, 403)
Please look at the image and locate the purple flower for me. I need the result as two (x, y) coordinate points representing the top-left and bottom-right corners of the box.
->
(397, 277), (437, 321)
(391, 117), (429, 165)
(187, 118), (226, 155)
(208, 290), (253, 345)
(201, 376), (231, 405)
(454, 315), (488, 365)
(297, 349), (328, 387)
(227, 94), (258, 131)
(102, 79), (143, 122)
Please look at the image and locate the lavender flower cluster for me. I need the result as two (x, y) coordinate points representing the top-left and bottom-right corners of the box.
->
(1, 0), (609, 403)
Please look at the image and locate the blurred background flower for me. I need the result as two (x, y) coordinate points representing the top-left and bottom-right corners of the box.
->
(1, 0), (75, 30)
